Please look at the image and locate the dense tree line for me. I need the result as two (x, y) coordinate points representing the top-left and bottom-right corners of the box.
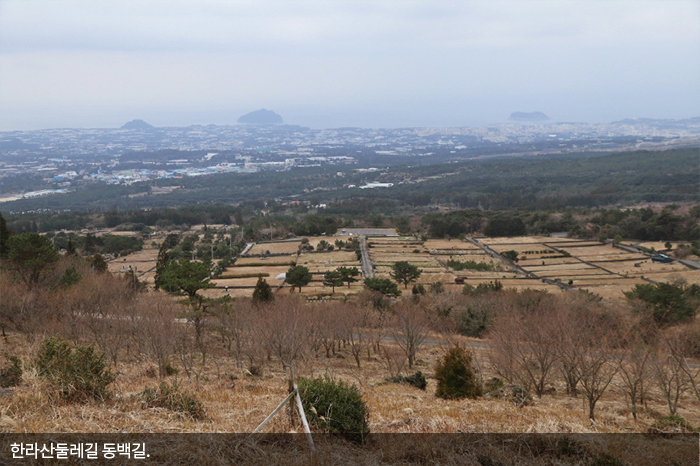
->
(2, 149), (697, 215)
(420, 205), (699, 243)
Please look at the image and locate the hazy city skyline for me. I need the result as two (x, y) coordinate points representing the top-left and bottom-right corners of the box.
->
(1, 0), (698, 131)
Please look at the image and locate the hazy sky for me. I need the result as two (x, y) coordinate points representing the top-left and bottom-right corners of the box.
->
(1, 0), (698, 130)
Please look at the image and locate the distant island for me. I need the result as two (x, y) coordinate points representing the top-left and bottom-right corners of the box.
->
(509, 111), (550, 122)
(121, 119), (154, 130)
(238, 109), (283, 125)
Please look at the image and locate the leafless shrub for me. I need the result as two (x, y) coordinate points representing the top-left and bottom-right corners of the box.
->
(60, 271), (137, 365)
(0, 272), (52, 340)
(307, 303), (338, 359)
(174, 321), (204, 383)
(336, 302), (372, 368)
(488, 295), (560, 398)
(253, 295), (313, 383)
(652, 329), (691, 416)
(670, 322), (700, 404)
(673, 245), (692, 260)
(133, 293), (179, 378)
(211, 298), (253, 369)
(380, 346), (407, 378)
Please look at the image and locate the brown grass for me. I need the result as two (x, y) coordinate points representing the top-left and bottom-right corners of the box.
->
(423, 240), (480, 250)
(248, 241), (301, 255)
(3, 327), (698, 436)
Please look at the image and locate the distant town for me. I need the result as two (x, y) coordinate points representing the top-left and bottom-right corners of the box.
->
(1, 114), (698, 202)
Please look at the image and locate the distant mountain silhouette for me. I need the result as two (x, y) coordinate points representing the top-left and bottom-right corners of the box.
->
(238, 109), (283, 125)
(121, 119), (154, 130)
(509, 111), (550, 122)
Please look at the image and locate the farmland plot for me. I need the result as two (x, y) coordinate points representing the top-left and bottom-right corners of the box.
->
(247, 241), (301, 255)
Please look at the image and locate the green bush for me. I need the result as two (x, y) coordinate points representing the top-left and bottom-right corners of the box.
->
(36, 336), (114, 402)
(494, 385), (532, 407)
(387, 371), (427, 390)
(447, 259), (494, 272)
(429, 282), (445, 294)
(455, 305), (492, 338)
(435, 346), (482, 400)
(649, 414), (695, 433)
(462, 280), (503, 296)
(217, 272), (269, 279)
(500, 250), (519, 262)
(141, 380), (205, 420)
(0, 355), (22, 388)
(297, 375), (369, 442)
(483, 377), (504, 395)
(625, 282), (699, 327)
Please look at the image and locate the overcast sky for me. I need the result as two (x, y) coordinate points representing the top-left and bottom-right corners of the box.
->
(0, 0), (698, 130)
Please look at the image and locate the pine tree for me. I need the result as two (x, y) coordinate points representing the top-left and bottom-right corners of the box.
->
(286, 265), (312, 292)
(154, 242), (170, 290)
(84, 233), (96, 254)
(390, 261), (422, 289)
(66, 238), (76, 256)
(338, 266), (360, 288)
(91, 254), (108, 273)
(323, 270), (343, 293)
(0, 212), (13, 259)
(252, 277), (274, 303)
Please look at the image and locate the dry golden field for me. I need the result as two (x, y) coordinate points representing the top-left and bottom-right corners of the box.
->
(235, 256), (296, 266)
(423, 239), (482, 250)
(518, 257), (584, 266)
(3, 327), (699, 436)
(248, 241), (301, 255)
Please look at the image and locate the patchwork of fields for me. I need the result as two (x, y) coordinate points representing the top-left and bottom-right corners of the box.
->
(111, 231), (698, 301)
(480, 237), (698, 300)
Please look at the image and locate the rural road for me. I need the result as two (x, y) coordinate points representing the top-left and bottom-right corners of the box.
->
(359, 236), (373, 278)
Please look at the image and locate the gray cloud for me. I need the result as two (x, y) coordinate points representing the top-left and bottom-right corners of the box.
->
(0, 0), (698, 130)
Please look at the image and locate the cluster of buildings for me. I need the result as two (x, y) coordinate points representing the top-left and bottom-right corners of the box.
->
(0, 118), (697, 199)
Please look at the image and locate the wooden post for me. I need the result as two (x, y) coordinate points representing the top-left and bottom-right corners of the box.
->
(251, 390), (297, 434)
(294, 384), (315, 451)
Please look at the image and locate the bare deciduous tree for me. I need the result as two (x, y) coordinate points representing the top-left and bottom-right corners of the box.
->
(254, 296), (313, 385)
(615, 339), (653, 421)
(211, 298), (252, 369)
(613, 318), (655, 421)
(671, 324), (700, 405)
(337, 302), (371, 368)
(488, 298), (560, 398)
(652, 331), (691, 416)
(390, 300), (431, 369)
(134, 293), (178, 378)
(552, 295), (590, 396)
(574, 312), (619, 421)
